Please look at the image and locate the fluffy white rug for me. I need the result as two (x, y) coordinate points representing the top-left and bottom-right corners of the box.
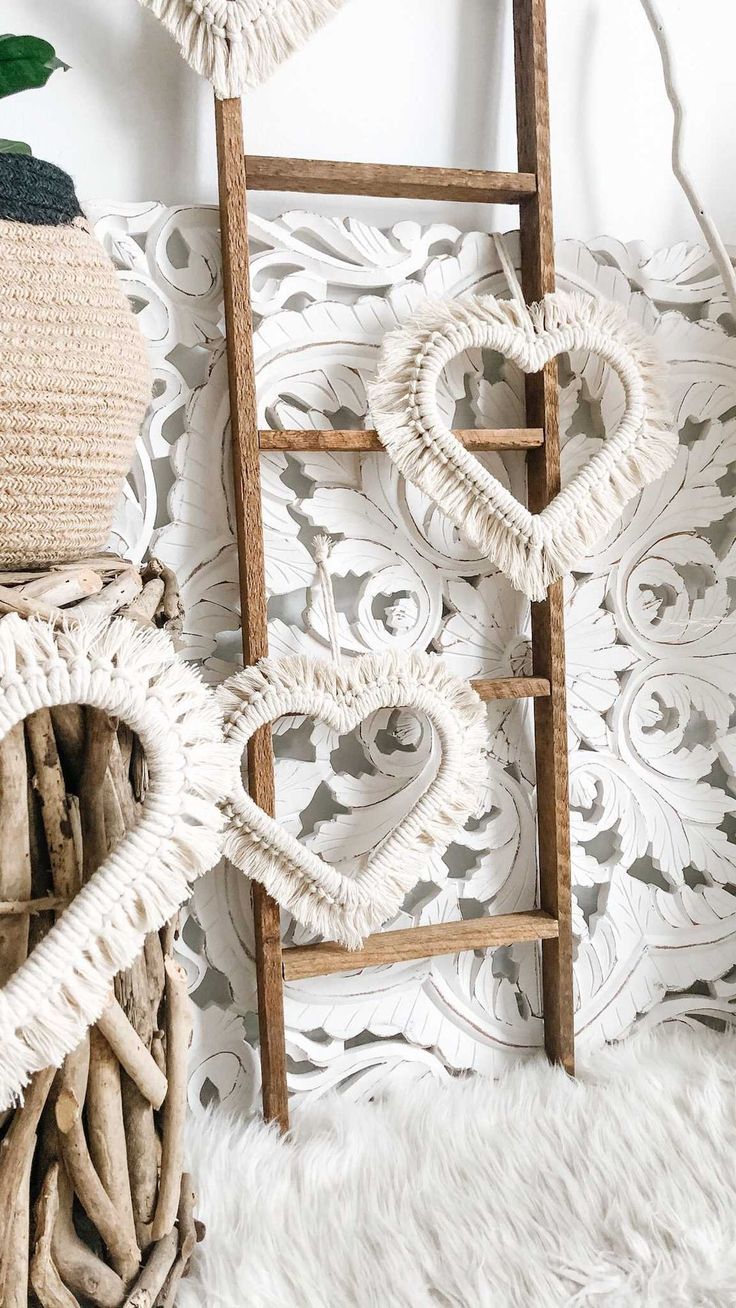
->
(178, 1027), (736, 1307)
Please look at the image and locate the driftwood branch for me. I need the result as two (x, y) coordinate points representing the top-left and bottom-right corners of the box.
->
(159, 1174), (199, 1308)
(640, 0), (736, 319)
(19, 567), (103, 608)
(30, 1163), (80, 1308)
(0, 895), (70, 916)
(0, 1068), (56, 1299)
(55, 1039), (141, 1283)
(151, 957), (192, 1241)
(96, 999), (168, 1110)
(122, 1231), (179, 1308)
(0, 584), (63, 622)
(53, 1163), (126, 1308)
(26, 710), (80, 900)
(0, 556), (192, 1304)
(75, 569), (143, 618)
(123, 578), (165, 626)
(80, 709), (116, 877)
(87, 1027), (138, 1273)
(0, 724), (31, 984)
(4, 1148), (33, 1308)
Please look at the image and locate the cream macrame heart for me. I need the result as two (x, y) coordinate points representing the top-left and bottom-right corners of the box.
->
(219, 652), (489, 949)
(368, 290), (677, 602)
(138, 0), (346, 97)
(0, 614), (234, 1111)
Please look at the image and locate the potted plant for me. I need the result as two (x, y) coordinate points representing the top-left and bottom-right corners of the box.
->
(0, 34), (152, 565)
(0, 33), (69, 154)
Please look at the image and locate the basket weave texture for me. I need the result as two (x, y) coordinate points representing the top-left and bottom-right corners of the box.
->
(0, 157), (152, 566)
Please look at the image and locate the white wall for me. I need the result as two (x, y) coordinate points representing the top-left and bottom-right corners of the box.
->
(3, 0), (734, 245)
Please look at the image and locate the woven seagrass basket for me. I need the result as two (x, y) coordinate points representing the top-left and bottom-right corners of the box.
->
(0, 154), (151, 566)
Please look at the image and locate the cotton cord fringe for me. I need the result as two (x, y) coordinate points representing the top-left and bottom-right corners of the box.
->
(368, 289), (677, 601)
(138, 0), (346, 96)
(0, 614), (236, 1111)
(220, 651), (490, 949)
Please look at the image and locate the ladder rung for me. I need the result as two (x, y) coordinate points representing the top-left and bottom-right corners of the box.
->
(259, 428), (544, 452)
(282, 910), (559, 980)
(471, 677), (549, 701)
(245, 155), (537, 205)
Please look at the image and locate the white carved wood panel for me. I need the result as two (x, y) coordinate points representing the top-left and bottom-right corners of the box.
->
(90, 203), (736, 1114)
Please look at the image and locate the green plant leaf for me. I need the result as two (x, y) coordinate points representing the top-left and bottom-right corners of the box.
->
(0, 138), (32, 155)
(0, 34), (67, 100)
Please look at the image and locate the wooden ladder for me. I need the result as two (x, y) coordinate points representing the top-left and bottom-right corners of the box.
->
(215, 0), (574, 1132)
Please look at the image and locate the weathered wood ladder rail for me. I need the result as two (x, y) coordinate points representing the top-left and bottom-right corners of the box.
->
(215, 0), (574, 1131)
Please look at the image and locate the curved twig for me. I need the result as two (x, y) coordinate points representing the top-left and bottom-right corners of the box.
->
(640, 0), (736, 320)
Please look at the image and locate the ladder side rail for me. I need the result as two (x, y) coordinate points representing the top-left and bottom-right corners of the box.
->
(513, 0), (575, 1072)
(215, 97), (291, 1129)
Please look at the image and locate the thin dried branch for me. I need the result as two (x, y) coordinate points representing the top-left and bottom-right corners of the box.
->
(640, 0), (736, 319)
(96, 1000), (168, 1110)
(80, 709), (117, 876)
(87, 1027), (138, 1268)
(102, 769), (126, 853)
(144, 559), (182, 628)
(49, 706), (85, 789)
(3, 1148), (32, 1308)
(130, 734), (148, 804)
(26, 710), (80, 900)
(123, 579), (165, 626)
(159, 1174), (199, 1308)
(0, 895), (69, 916)
(150, 1033), (166, 1080)
(121, 1230), (179, 1308)
(53, 1162), (126, 1308)
(108, 736), (140, 830)
(0, 1067), (55, 1299)
(75, 570), (143, 618)
(55, 1039), (141, 1283)
(0, 723), (31, 984)
(0, 584), (63, 621)
(150, 957), (192, 1241)
(144, 933), (166, 1023)
(121, 1076), (160, 1252)
(0, 557), (130, 587)
(30, 1163), (80, 1308)
(18, 568), (103, 607)
(113, 930), (166, 1248)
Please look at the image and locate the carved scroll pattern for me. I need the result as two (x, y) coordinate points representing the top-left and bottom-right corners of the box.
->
(91, 202), (736, 1112)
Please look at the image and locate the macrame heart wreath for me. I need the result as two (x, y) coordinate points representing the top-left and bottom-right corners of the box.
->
(138, 0), (347, 97)
(219, 540), (490, 949)
(0, 615), (233, 1111)
(368, 289), (677, 602)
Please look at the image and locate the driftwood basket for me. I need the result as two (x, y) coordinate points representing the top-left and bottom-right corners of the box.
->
(0, 556), (201, 1308)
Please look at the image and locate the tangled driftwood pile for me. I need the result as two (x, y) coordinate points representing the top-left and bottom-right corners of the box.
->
(0, 556), (201, 1307)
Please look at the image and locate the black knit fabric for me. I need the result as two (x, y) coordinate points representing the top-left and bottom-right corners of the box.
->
(0, 154), (83, 226)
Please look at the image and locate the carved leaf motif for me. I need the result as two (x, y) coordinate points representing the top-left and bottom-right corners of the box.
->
(90, 203), (736, 1104)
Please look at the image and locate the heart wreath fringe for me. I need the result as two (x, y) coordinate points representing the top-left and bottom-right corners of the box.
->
(219, 651), (490, 949)
(138, 0), (346, 97)
(368, 290), (677, 601)
(0, 614), (234, 1111)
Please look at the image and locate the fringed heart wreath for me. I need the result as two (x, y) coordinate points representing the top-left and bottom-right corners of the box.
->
(368, 287), (677, 601)
(0, 615), (234, 1110)
(138, 0), (347, 97)
(219, 539), (490, 949)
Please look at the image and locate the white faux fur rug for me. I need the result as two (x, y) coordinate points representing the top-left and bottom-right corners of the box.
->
(178, 1027), (736, 1307)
